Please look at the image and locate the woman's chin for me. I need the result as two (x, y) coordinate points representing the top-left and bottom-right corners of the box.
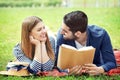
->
(40, 38), (47, 42)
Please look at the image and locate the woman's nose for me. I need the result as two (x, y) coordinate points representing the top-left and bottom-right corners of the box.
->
(42, 28), (47, 33)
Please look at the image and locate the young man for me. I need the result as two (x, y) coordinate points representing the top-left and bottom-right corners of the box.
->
(55, 11), (116, 75)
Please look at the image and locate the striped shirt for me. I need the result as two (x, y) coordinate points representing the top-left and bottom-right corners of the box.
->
(13, 36), (55, 73)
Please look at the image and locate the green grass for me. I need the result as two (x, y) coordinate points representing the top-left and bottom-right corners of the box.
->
(0, 7), (120, 79)
(0, 74), (120, 80)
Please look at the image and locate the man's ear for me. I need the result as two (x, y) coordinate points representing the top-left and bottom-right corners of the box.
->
(74, 31), (81, 37)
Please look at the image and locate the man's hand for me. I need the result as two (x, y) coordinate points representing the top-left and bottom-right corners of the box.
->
(68, 65), (83, 75)
(83, 64), (105, 75)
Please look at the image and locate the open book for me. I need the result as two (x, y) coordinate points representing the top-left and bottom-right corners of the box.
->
(57, 44), (95, 69)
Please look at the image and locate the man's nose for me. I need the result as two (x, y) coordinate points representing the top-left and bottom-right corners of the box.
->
(60, 29), (64, 34)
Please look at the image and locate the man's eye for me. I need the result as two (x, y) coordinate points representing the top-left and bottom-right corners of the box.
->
(63, 30), (67, 33)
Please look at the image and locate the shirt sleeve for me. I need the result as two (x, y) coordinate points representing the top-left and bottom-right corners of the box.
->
(29, 59), (54, 73)
(13, 43), (32, 63)
(100, 31), (117, 71)
(48, 35), (56, 53)
(13, 44), (54, 73)
(55, 29), (65, 66)
(42, 59), (54, 71)
(29, 60), (42, 72)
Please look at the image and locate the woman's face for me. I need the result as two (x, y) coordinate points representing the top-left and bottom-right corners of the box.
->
(30, 22), (47, 42)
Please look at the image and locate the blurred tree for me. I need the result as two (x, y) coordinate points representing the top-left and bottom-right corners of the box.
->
(95, 0), (99, 7)
(62, 0), (71, 7)
(83, 0), (86, 7)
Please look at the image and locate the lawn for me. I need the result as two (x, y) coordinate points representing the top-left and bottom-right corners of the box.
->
(0, 7), (120, 80)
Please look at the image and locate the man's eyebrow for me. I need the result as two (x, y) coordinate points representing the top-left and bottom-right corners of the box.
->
(62, 29), (68, 32)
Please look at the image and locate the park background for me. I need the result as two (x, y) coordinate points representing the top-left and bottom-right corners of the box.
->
(0, 0), (120, 80)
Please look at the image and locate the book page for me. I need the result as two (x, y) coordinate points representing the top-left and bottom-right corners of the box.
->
(61, 44), (77, 50)
(61, 44), (94, 51)
(78, 46), (94, 51)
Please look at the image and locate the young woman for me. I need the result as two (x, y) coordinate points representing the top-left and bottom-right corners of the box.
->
(13, 16), (55, 74)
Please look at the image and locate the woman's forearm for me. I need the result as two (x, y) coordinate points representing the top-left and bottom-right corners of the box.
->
(34, 43), (42, 63)
(41, 42), (50, 63)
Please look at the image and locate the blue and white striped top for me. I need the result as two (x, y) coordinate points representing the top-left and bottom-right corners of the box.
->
(13, 36), (56, 74)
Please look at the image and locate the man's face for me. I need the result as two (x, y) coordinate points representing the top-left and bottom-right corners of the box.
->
(61, 22), (75, 40)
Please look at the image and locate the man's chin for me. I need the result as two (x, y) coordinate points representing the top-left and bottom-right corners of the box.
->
(63, 37), (70, 40)
(63, 36), (75, 40)
(63, 36), (67, 39)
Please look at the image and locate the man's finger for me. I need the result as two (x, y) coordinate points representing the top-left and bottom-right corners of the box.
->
(69, 66), (80, 75)
(84, 64), (96, 67)
(75, 66), (83, 75)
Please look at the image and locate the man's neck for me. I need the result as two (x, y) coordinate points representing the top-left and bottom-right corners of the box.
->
(75, 32), (87, 46)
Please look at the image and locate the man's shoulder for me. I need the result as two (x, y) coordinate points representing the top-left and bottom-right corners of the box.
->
(87, 25), (106, 37)
(88, 25), (105, 31)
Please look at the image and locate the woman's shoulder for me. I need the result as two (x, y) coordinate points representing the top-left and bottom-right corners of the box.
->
(14, 43), (21, 49)
(13, 43), (23, 55)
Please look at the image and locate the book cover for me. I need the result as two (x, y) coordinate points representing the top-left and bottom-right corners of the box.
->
(57, 44), (95, 69)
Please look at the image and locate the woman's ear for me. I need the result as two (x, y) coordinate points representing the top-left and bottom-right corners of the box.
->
(74, 31), (81, 37)
(29, 32), (32, 36)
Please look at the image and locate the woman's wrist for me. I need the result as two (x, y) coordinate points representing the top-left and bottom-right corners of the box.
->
(40, 41), (46, 44)
(35, 42), (40, 47)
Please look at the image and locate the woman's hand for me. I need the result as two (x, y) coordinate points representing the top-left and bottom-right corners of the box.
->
(29, 36), (40, 46)
(83, 64), (105, 75)
(39, 34), (47, 42)
(68, 65), (83, 75)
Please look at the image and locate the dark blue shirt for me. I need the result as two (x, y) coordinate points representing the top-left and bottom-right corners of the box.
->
(55, 25), (116, 72)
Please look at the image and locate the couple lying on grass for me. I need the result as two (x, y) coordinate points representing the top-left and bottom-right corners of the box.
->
(2, 10), (117, 76)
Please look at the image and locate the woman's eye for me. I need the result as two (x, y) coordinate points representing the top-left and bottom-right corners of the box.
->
(37, 28), (42, 31)
(37, 26), (45, 31)
(43, 26), (45, 29)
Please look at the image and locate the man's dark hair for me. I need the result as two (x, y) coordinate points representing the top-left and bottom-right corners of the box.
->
(63, 10), (88, 33)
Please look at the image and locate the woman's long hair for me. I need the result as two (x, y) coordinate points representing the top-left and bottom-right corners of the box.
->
(21, 16), (55, 60)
